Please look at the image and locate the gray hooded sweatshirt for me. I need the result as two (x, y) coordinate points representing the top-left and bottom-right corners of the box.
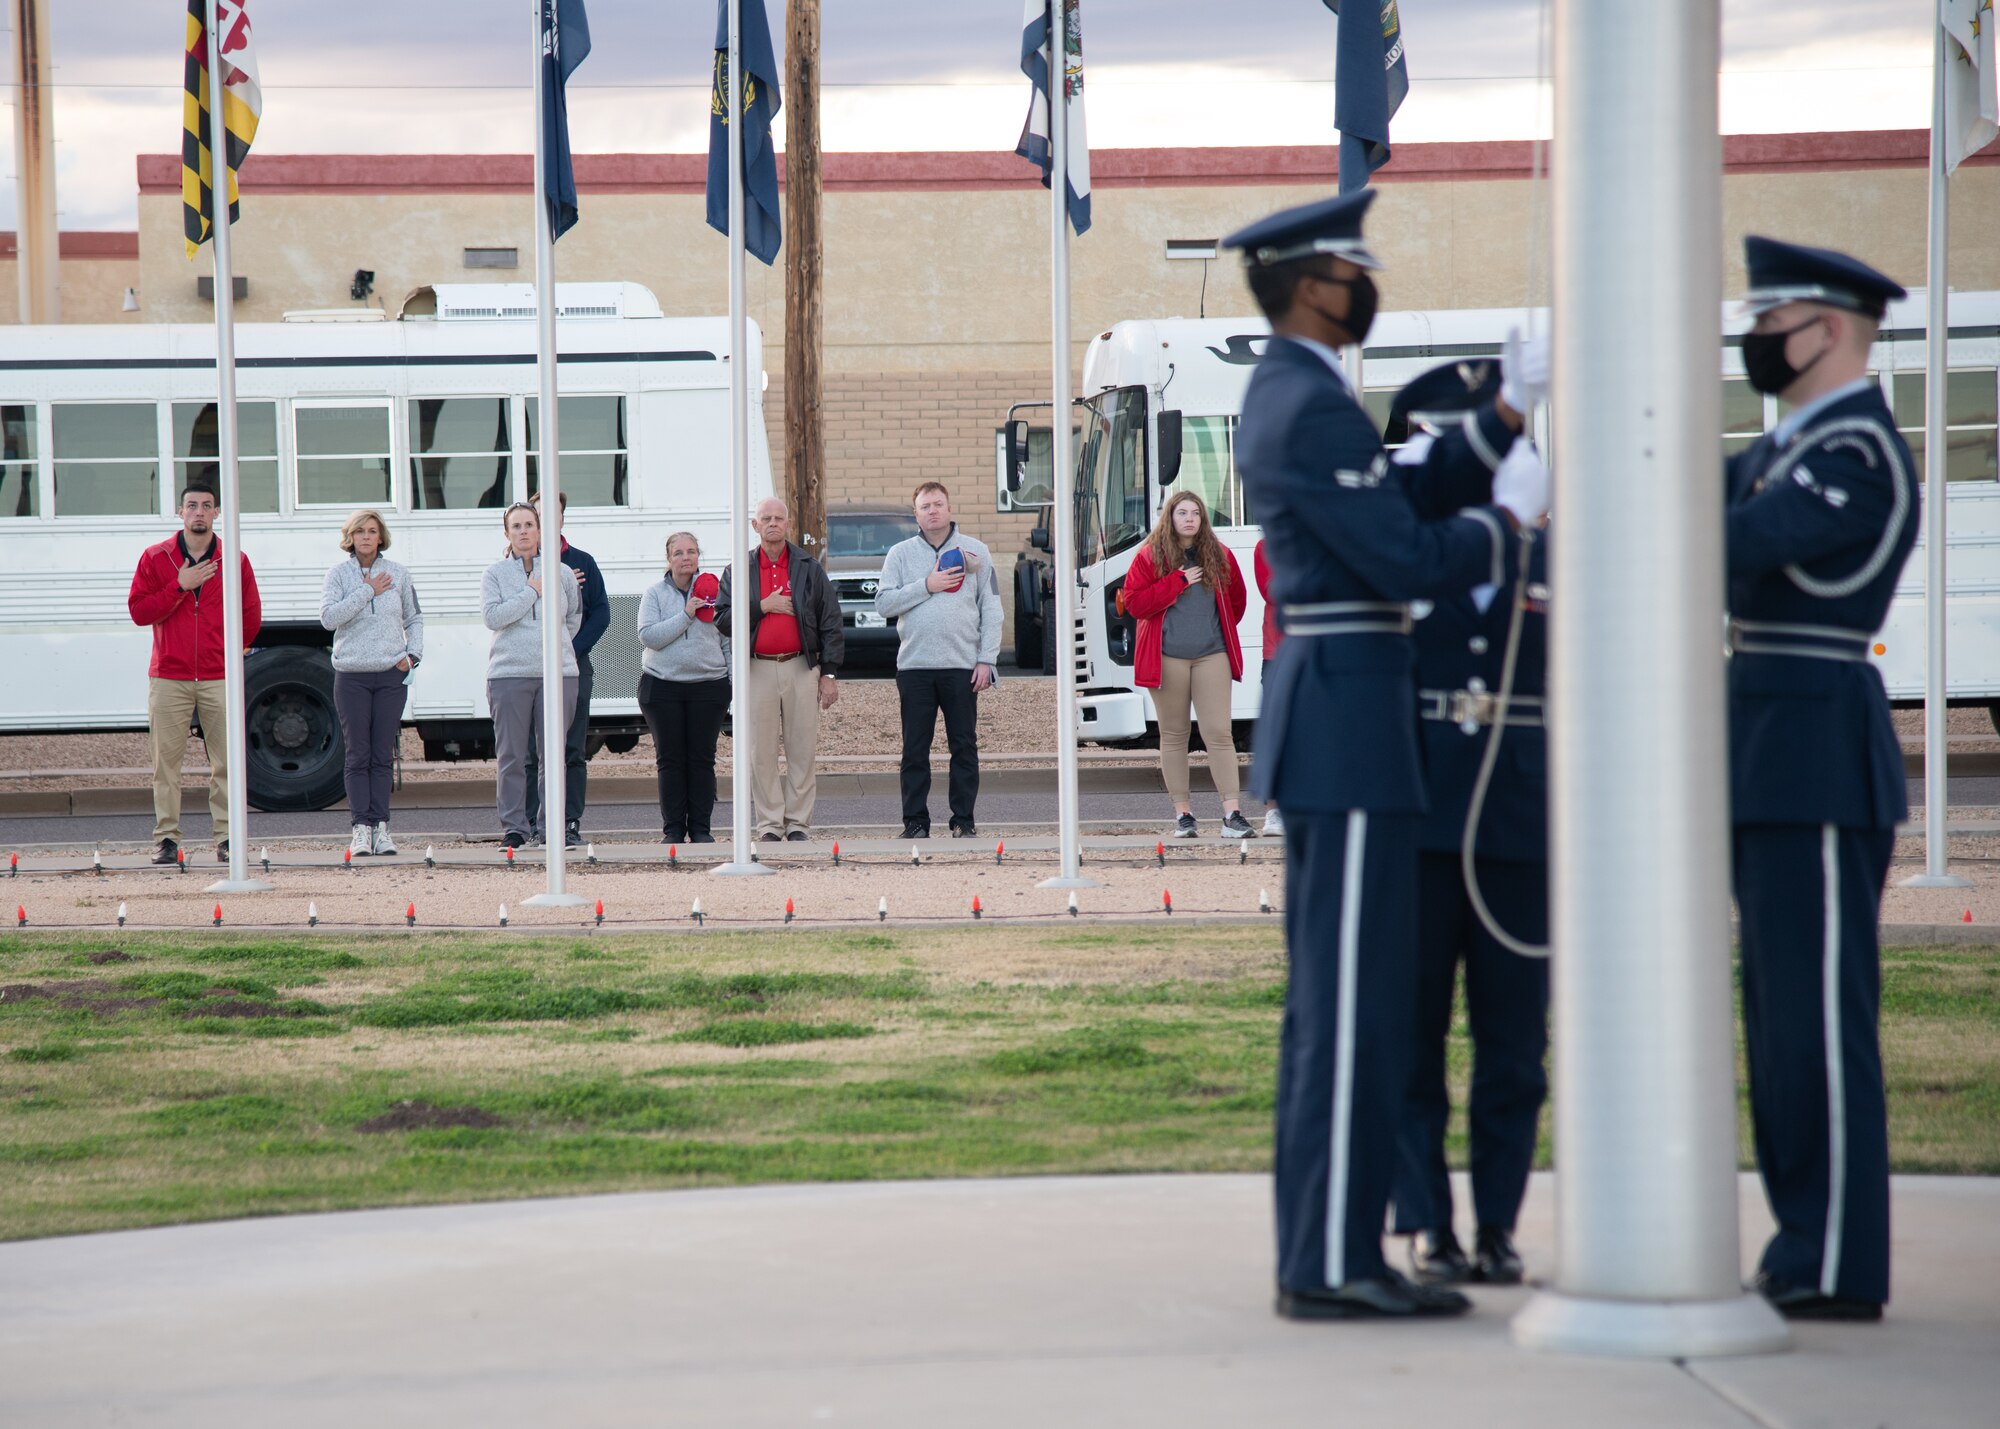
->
(482, 551), (583, 679)
(320, 554), (425, 673)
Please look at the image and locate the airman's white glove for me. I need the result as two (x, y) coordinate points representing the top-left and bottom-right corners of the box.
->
(1492, 438), (1551, 527)
(1500, 326), (1551, 414)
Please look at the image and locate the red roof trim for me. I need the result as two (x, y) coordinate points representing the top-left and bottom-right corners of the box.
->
(132, 130), (1998, 198)
(0, 231), (140, 260)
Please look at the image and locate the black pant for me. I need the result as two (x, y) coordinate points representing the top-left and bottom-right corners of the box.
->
(333, 667), (406, 826)
(896, 667), (979, 831)
(527, 663), (592, 829)
(639, 673), (729, 840)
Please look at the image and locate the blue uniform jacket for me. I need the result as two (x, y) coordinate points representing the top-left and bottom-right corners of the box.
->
(1240, 337), (1519, 815)
(560, 541), (611, 674)
(1413, 534), (1549, 860)
(1726, 384), (1917, 830)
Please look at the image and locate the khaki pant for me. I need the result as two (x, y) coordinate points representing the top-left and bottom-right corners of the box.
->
(148, 676), (231, 844)
(746, 655), (820, 837)
(1157, 652), (1240, 803)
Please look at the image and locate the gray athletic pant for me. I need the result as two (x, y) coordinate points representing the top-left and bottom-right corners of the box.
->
(489, 675), (578, 841)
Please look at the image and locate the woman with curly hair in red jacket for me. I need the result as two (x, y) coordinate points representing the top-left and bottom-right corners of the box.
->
(1122, 490), (1253, 838)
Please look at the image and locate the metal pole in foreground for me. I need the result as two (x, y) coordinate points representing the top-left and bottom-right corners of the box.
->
(10, 0), (58, 324)
(1902, 13), (1970, 891)
(1512, 0), (1786, 1358)
(1039, 12), (1095, 893)
(524, 0), (581, 908)
(204, 0), (268, 897)
(715, 0), (771, 879)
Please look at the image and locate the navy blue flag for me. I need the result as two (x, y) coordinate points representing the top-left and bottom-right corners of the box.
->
(539, 0), (591, 240)
(1324, 0), (1408, 193)
(706, 0), (784, 265)
(1016, 0), (1091, 235)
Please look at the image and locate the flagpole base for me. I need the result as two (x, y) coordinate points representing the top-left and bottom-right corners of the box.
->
(205, 878), (275, 895)
(521, 892), (588, 908)
(1512, 1289), (1789, 1360)
(1897, 872), (1972, 889)
(712, 861), (775, 878)
(1037, 875), (1101, 891)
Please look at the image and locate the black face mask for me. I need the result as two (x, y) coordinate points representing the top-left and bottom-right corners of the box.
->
(1741, 316), (1827, 396)
(1320, 272), (1378, 346)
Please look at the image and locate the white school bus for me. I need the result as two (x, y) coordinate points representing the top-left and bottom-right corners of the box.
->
(0, 282), (772, 809)
(1001, 295), (2000, 744)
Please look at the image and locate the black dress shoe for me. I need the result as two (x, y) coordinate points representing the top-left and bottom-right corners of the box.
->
(215, 840), (230, 863)
(1750, 1271), (1883, 1321)
(502, 831), (527, 850)
(1474, 1225), (1524, 1285)
(758, 833), (782, 843)
(152, 839), (180, 866)
(1409, 1227), (1473, 1285)
(1276, 1269), (1472, 1321)
(786, 830), (809, 842)
(689, 831), (716, 843)
(900, 824), (930, 840)
(949, 822), (977, 839)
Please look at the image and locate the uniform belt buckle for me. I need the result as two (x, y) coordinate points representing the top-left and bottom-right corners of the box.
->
(1450, 689), (1496, 729)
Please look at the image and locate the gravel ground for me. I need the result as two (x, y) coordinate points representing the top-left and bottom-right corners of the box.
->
(2, 845), (1285, 932)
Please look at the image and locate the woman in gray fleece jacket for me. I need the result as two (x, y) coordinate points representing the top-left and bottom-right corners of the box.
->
(483, 501), (583, 847)
(636, 531), (730, 842)
(319, 509), (424, 857)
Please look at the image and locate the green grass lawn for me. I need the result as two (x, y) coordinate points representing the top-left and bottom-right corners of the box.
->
(0, 928), (1993, 1240)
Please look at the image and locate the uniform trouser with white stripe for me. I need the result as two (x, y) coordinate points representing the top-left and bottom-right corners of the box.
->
(1274, 809), (1418, 1291)
(1733, 822), (1894, 1306)
(1392, 851), (1549, 1237)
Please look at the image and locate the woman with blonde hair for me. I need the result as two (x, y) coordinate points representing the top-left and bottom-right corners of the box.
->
(637, 530), (729, 842)
(319, 508), (424, 856)
(482, 500), (582, 848)
(1120, 491), (1253, 838)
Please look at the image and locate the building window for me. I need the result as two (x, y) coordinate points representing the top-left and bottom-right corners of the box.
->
(0, 405), (37, 518)
(410, 397), (511, 510)
(526, 395), (629, 506)
(463, 247), (519, 269)
(51, 402), (159, 517)
(172, 402), (279, 514)
(1891, 369), (1999, 483)
(294, 402), (393, 506)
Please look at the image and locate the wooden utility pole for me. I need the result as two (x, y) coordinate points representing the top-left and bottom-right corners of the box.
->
(784, 0), (825, 547)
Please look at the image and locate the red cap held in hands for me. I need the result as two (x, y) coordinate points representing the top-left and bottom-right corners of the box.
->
(692, 571), (722, 622)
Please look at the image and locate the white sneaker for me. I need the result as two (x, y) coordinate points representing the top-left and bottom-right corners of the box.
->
(371, 823), (398, 856)
(348, 823), (373, 857)
(1262, 808), (1284, 836)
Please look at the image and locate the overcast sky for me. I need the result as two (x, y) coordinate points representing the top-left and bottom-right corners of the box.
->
(6, 0), (1937, 230)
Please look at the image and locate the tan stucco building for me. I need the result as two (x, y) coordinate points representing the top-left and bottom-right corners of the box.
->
(8, 130), (1997, 576)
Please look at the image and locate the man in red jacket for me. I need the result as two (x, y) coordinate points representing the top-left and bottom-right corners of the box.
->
(127, 485), (263, 864)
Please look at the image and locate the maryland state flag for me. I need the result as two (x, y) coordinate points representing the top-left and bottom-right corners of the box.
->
(182, 0), (262, 259)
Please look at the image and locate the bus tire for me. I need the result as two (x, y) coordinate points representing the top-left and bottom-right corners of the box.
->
(243, 646), (347, 813)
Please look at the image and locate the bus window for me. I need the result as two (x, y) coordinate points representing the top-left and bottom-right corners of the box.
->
(0, 405), (36, 518)
(1722, 378), (1766, 459)
(294, 402), (393, 507)
(1892, 369), (1999, 483)
(52, 402), (159, 517)
(173, 402), (278, 514)
(410, 397), (510, 510)
(1168, 415), (1244, 527)
(1087, 388), (1147, 561)
(526, 395), (629, 506)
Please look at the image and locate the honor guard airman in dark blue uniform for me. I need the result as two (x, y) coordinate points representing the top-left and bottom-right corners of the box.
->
(1223, 190), (1551, 1321)
(1379, 364), (1552, 1291)
(1727, 235), (1917, 1322)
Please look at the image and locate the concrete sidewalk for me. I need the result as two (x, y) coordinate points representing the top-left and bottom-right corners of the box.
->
(0, 1173), (1992, 1427)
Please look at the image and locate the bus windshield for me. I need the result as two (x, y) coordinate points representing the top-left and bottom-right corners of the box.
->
(1075, 387), (1149, 566)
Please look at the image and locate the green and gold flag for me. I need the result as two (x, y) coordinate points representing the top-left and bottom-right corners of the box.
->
(182, 0), (262, 259)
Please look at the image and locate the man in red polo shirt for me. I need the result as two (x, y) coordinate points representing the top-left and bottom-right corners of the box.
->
(716, 496), (844, 840)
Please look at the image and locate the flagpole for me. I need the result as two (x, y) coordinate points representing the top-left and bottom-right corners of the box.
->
(204, 0), (268, 896)
(525, 0), (582, 907)
(1040, 2), (1093, 892)
(716, 0), (770, 878)
(1903, 6), (1970, 890)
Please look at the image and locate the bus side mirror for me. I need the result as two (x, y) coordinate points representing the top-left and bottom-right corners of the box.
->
(1156, 409), (1183, 486)
(1005, 419), (1032, 493)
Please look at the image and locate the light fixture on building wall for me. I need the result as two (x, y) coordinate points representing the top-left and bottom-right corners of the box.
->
(351, 269), (375, 301)
(1164, 239), (1219, 318)
(121, 287), (139, 312)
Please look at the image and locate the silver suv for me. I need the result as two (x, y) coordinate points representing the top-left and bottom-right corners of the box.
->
(823, 504), (921, 674)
